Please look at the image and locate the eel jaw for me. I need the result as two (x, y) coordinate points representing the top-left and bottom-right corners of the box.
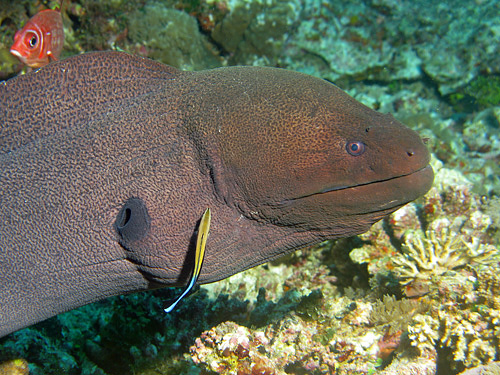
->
(320, 164), (435, 213)
(267, 164), (434, 231)
(314, 164), (433, 198)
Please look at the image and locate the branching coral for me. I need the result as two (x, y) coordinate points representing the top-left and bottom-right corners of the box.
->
(407, 314), (440, 355)
(391, 228), (499, 285)
(408, 267), (500, 370)
(438, 308), (499, 367)
(347, 176), (500, 371)
(408, 300), (500, 369)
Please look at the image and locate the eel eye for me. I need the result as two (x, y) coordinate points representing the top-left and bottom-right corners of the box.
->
(346, 141), (365, 156)
(116, 197), (150, 243)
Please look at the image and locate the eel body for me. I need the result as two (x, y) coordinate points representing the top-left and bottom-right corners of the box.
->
(0, 51), (433, 337)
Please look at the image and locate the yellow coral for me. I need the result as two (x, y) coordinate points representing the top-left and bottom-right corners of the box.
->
(0, 359), (29, 375)
(439, 309), (497, 367)
(408, 307), (500, 368)
(407, 267), (500, 369)
(392, 228), (499, 285)
(407, 314), (439, 354)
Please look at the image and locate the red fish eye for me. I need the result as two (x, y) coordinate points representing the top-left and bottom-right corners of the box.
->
(346, 141), (365, 156)
(29, 35), (37, 47)
(27, 34), (38, 48)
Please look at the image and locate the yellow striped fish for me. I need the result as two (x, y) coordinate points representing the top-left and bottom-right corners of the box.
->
(164, 208), (211, 313)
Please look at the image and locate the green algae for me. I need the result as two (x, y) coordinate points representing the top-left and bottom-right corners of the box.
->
(466, 75), (500, 109)
(128, 2), (220, 70)
(450, 75), (500, 111)
(211, 0), (301, 66)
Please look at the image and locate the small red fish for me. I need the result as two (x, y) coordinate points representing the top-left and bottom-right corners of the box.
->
(10, 8), (64, 69)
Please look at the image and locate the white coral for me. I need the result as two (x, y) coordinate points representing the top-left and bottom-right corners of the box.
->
(392, 229), (499, 285)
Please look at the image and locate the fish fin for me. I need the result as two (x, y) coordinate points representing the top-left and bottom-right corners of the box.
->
(164, 208), (211, 313)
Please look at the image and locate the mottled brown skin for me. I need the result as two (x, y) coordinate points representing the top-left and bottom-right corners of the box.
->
(0, 51), (433, 337)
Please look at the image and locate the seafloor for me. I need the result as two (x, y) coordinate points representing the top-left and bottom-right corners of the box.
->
(0, 0), (499, 374)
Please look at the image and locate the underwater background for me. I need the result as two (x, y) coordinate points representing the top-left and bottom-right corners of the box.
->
(0, 0), (499, 374)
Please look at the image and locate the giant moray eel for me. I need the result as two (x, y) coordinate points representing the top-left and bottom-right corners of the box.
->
(0, 51), (433, 337)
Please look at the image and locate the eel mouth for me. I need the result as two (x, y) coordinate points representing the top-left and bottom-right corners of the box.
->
(325, 164), (434, 213)
(318, 164), (433, 195)
(281, 164), (434, 216)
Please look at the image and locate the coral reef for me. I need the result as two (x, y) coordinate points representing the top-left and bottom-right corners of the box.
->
(283, 0), (500, 94)
(351, 161), (499, 292)
(0, 0), (500, 374)
(190, 304), (380, 375)
(0, 359), (28, 375)
(349, 166), (500, 372)
(458, 361), (500, 375)
(190, 318), (334, 374)
(408, 267), (500, 371)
